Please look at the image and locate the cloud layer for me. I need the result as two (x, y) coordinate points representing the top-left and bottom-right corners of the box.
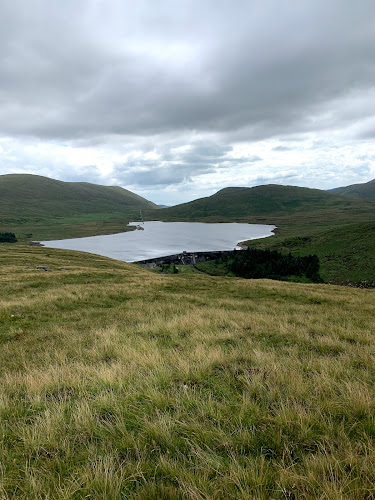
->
(1, 1), (375, 204)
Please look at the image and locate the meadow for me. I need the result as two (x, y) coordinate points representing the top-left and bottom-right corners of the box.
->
(1, 244), (375, 499)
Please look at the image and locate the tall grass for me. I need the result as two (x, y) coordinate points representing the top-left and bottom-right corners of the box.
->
(1, 245), (375, 498)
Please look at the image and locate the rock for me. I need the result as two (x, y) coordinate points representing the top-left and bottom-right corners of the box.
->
(36, 266), (50, 272)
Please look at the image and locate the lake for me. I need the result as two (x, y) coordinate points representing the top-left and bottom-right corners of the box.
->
(41, 221), (276, 262)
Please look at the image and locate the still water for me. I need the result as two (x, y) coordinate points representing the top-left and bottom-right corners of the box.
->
(42, 221), (275, 262)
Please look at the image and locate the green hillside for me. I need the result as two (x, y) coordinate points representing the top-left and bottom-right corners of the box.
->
(0, 174), (157, 218)
(0, 174), (158, 240)
(150, 184), (375, 236)
(1, 244), (375, 498)
(329, 178), (375, 199)
(245, 221), (375, 286)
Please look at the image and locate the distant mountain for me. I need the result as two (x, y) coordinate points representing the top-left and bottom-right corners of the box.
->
(328, 179), (375, 199)
(0, 174), (158, 218)
(157, 184), (371, 220)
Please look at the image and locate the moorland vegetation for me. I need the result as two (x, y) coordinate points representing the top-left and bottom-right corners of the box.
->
(1, 245), (375, 498)
(197, 248), (322, 283)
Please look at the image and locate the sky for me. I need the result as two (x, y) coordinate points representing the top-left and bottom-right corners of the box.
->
(1, 1), (375, 205)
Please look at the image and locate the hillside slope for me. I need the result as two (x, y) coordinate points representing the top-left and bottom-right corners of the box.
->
(151, 184), (375, 232)
(246, 221), (375, 285)
(0, 173), (158, 218)
(329, 178), (375, 199)
(1, 245), (375, 498)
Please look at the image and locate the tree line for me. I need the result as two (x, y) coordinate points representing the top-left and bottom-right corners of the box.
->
(217, 247), (323, 283)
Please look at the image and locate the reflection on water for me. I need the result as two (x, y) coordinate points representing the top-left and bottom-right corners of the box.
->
(42, 221), (276, 262)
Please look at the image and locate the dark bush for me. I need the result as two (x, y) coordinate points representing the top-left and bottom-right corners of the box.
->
(219, 248), (322, 283)
(0, 232), (17, 243)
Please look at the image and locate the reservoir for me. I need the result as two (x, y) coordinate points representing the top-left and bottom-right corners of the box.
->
(41, 221), (275, 262)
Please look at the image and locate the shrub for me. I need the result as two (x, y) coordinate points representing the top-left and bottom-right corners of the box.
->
(0, 232), (17, 243)
(218, 248), (323, 283)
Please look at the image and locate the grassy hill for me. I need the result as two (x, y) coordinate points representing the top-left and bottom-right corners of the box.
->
(0, 174), (157, 217)
(0, 174), (158, 240)
(246, 221), (375, 286)
(1, 244), (375, 498)
(329, 178), (375, 199)
(150, 184), (375, 236)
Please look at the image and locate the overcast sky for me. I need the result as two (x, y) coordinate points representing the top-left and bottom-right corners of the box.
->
(1, 1), (375, 205)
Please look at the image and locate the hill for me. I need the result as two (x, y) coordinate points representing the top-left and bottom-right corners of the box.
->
(0, 174), (157, 218)
(0, 174), (158, 240)
(1, 244), (375, 498)
(241, 221), (375, 285)
(328, 178), (375, 199)
(150, 184), (375, 236)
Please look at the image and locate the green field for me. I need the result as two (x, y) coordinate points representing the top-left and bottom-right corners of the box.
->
(1, 245), (375, 498)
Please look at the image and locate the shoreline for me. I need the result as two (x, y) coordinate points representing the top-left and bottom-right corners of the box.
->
(236, 225), (277, 250)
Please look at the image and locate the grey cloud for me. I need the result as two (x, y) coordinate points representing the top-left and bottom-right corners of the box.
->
(112, 140), (229, 186)
(355, 124), (375, 140)
(272, 146), (291, 152)
(115, 163), (216, 187)
(1, 1), (375, 141)
(247, 155), (262, 163)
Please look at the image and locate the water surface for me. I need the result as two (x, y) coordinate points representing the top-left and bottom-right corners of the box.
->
(42, 221), (275, 262)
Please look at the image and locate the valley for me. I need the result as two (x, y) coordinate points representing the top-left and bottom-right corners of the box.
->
(1, 174), (375, 497)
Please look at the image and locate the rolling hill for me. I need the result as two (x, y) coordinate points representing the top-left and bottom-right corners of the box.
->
(151, 184), (375, 235)
(0, 174), (158, 218)
(244, 220), (375, 285)
(328, 178), (375, 199)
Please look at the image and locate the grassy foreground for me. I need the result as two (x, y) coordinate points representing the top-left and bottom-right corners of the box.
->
(1, 246), (375, 499)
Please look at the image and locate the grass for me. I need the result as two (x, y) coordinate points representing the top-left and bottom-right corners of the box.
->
(0, 212), (138, 242)
(1, 244), (375, 498)
(245, 221), (375, 285)
(0, 174), (157, 219)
